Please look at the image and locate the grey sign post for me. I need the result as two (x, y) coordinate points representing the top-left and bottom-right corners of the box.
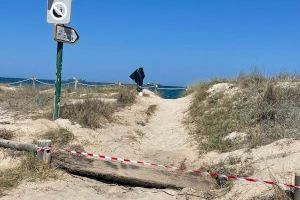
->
(47, 0), (72, 24)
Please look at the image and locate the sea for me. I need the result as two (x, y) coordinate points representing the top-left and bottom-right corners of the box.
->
(0, 77), (186, 99)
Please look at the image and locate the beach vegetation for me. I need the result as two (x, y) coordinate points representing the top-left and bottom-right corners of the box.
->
(0, 87), (53, 114)
(146, 104), (158, 117)
(116, 87), (137, 105)
(188, 72), (300, 152)
(0, 85), (137, 128)
(0, 154), (59, 197)
(36, 129), (75, 148)
(60, 100), (115, 129)
(0, 129), (14, 140)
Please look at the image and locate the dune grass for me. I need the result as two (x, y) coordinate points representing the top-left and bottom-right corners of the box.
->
(37, 128), (75, 148)
(116, 87), (137, 105)
(0, 154), (59, 197)
(0, 85), (137, 128)
(0, 87), (53, 114)
(0, 129), (14, 140)
(60, 86), (137, 128)
(62, 86), (124, 99)
(189, 72), (300, 152)
(60, 100), (116, 129)
(146, 104), (158, 117)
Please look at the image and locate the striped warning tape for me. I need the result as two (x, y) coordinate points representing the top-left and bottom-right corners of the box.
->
(36, 147), (51, 152)
(60, 149), (177, 170)
(59, 148), (300, 190)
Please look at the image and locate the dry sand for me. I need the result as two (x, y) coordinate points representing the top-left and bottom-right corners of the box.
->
(0, 89), (299, 199)
(0, 91), (204, 199)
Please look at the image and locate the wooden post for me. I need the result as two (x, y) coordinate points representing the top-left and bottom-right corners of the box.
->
(36, 139), (52, 164)
(74, 78), (78, 90)
(32, 76), (36, 89)
(295, 171), (300, 200)
(155, 84), (158, 94)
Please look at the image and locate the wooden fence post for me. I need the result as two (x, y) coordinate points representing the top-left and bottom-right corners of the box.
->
(37, 139), (52, 164)
(74, 79), (78, 90)
(154, 84), (158, 94)
(32, 76), (36, 89)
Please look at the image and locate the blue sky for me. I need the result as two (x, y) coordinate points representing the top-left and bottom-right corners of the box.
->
(0, 0), (299, 85)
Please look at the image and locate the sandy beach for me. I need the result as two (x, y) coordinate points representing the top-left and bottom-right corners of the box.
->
(0, 83), (299, 199)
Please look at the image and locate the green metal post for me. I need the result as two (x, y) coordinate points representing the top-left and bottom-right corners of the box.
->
(53, 42), (64, 120)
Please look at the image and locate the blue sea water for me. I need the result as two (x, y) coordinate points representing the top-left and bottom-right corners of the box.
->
(0, 77), (185, 99)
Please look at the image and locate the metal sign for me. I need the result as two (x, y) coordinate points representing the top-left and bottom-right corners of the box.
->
(54, 25), (79, 44)
(47, 0), (72, 24)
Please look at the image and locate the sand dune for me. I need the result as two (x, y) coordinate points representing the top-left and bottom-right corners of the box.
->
(1, 88), (299, 199)
(0, 91), (207, 200)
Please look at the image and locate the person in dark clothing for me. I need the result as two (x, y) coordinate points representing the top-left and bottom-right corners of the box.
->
(129, 67), (145, 93)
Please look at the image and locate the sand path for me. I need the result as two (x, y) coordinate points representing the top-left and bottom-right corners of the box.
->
(0, 92), (203, 199)
(2, 90), (299, 200)
(138, 95), (199, 166)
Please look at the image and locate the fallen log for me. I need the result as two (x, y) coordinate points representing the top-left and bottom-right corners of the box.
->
(0, 139), (216, 190)
(0, 139), (37, 153)
(51, 151), (216, 190)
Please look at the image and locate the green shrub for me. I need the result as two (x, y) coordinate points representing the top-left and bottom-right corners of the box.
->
(0, 129), (14, 140)
(38, 129), (74, 147)
(117, 87), (136, 106)
(60, 100), (115, 128)
(0, 154), (59, 197)
(0, 87), (53, 113)
(188, 73), (300, 152)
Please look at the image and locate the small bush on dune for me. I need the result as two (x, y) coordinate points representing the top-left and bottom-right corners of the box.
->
(235, 71), (266, 88)
(146, 104), (158, 117)
(59, 87), (137, 128)
(117, 87), (136, 106)
(189, 73), (300, 153)
(38, 129), (74, 148)
(0, 87), (53, 113)
(0, 129), (14, 140)
(1, 86), (137, 128)
(60, 100), (115, 129)
(34, 93), (53, 107)
(0, 154), (59, 197)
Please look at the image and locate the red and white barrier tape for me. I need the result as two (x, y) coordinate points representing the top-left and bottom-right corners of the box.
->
(36, 147), (51, 152)
(59, 148), (300, 190)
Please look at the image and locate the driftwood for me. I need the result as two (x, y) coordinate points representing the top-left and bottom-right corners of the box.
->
(0, 139), (37, 153)
(0, 139), (216, 190)
(51, 151), (216, 190)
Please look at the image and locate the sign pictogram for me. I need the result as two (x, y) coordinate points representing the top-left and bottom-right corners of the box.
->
(47, 0), (72, 24)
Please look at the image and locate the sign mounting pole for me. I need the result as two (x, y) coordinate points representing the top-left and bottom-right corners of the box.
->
(53, 41), (64, 120)
(47, 0), (78, 120)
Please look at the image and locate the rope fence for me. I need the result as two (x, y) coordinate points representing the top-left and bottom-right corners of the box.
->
(77, 82), (117, 87)
(35, 79), (55, 86)
(8, 78), (32, 85)
(3, 77), (188, 91)
(140, 86), (188, 91)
